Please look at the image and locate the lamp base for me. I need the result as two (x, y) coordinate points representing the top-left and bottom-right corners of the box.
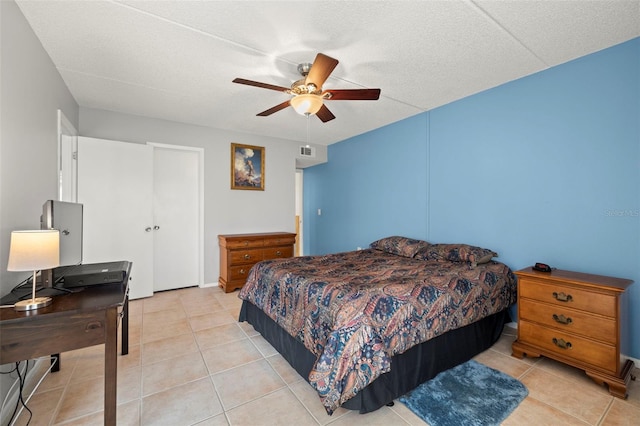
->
(14, 296), (52, 311)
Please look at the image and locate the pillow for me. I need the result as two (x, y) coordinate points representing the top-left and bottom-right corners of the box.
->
(414, 243), (497, 268)
(369, 236), (430, 258)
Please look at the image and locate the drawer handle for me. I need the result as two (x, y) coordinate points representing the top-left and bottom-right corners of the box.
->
(552, 337), (572, 349)
(244, 254), (251, 260)
(243, 241), (249, 246)
(85, 321), (103, 332)
(239, 268), (246, 275)
(275, 250), (282, 256)
(552, 314), (572, 325)
(552, 292), (573, 302)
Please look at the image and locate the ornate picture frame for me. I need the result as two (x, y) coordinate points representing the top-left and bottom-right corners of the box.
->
(231, 143), (265, 190)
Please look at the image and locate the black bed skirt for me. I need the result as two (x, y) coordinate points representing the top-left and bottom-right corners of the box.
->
(239, 300), (509, 414)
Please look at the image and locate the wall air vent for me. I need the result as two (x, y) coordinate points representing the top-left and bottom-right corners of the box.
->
(299, 146), (316, 158)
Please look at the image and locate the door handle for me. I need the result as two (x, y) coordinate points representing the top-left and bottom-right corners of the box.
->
(145, 227), (152, 232)
(153, 226), (160, 230)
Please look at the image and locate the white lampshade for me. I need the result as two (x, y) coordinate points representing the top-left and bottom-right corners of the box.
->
(7, 230), (60, 272)
(290, 94), (323, 116)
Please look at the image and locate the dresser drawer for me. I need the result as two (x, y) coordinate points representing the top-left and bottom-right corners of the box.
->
(226, 239), (264, 249)
(219, 232), (296, 293)
(519, 299), (616, 344)
(264, 246), (293, 259)
(230, 248), (263, 265)
(264, 236), (296, 246)
(229, 265), (254, 281)
(519, 320), (617, 374)
(519, 279), (616, 317)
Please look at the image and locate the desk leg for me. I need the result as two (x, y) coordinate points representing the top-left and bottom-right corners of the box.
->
(121, 295), (129, 356)
(51, 354), (60, 372)
(104, 307), (118, 426)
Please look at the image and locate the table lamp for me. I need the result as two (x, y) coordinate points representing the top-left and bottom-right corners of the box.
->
(7, 229), (60, 311)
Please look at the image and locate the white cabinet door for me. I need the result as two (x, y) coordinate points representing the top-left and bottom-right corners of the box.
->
(77, 137), (154, 299)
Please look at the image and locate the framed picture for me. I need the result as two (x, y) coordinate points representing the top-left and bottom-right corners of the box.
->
(231, 143), (265, 190)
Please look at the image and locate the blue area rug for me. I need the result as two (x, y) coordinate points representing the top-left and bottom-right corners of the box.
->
(399, 360), (528, 426)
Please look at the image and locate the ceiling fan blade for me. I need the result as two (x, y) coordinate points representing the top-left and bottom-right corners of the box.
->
(233, 78), (290, 92)
(316, 104), (336, 123)
(305, 53), (339, 89)
(323, 88), (381, 100)
(256, 100), (291, 116)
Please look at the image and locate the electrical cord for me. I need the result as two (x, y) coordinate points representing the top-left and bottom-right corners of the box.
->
(12, 361), (32, 425)
(0, 361), (31, 426)
(0, 362), (23, 417)
(2, 276), (35, 307)
(10, 275), (32, 293)
(19, 356), (58, 426)
(0, 364), (18, 374)
(7, 271), (72, 304)
(11, 356), (58, 426)
(1, 356), (58, 426)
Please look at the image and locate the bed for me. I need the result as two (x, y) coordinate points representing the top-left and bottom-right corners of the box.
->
(238, 236), (517, 414)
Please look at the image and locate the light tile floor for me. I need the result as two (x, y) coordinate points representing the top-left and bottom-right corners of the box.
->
(10, 285), (640, 425)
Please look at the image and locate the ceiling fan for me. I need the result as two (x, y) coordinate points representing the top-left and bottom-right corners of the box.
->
(233, 53), (381, 123)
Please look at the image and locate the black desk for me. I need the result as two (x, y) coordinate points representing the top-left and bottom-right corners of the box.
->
(0, 262), (131, 426)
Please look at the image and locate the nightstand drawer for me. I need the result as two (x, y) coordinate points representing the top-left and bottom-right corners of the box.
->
(519, 299), (616, 344)
(519, 321), (617, 374)
(264, 246), (293, 259)
(519, 280), (616, 317)
(513, 267), (633, 399)
(230, 249), (263, 265)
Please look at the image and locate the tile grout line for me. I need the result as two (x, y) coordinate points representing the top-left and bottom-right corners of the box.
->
(596, 398), (615, 426)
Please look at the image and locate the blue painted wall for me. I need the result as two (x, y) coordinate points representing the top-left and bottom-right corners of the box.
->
(304, 38), (640, 358)
(304, 113), (429, 254)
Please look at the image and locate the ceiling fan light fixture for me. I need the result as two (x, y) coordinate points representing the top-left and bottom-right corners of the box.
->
(233, 53), (379, 123)
(290, 94), (323, 116)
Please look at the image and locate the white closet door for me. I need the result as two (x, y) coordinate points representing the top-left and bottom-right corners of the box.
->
(77, 137), (154, 299)
(152, 146), (200, 291)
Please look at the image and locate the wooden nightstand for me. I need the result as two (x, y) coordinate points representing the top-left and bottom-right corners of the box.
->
(512, 267), (635, 398)
(218, 232), (296, 293)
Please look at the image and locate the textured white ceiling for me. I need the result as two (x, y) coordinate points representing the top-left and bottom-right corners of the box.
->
(16, 0), (640, 145)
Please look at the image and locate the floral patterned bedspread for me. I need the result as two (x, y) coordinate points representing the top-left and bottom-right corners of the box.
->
(238, 249), (517, 414)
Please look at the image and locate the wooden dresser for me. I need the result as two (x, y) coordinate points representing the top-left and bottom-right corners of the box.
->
(218, 232), (296, 293)
(512, 267), (634, 398)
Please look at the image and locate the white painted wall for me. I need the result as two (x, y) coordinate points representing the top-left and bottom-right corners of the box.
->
(0, 0), (79, 418)
(79, 107), (299, 285)
(1, 0), (79, 296)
